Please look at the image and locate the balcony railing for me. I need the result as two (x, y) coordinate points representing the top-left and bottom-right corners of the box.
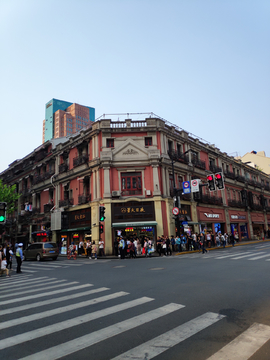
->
(236, 175), (245, 183)
(228, 200), (245, 208)
(78, 194), (91, 205)
(43, 170), (55, 180)
(32, 175), (42, 185)
(191, 158), (206, 170)
(224, 171), (236, 180)
(121, 190), (142, 196)
(59, 198), (74, 207)
(201, 195), (223, 205)
(252, 203), (264, 211)
(35, 150), (47, 162)
(182, 193), (191, 201)
(59, 163), (69, 174)
(44, 203), (54, 213)
(209, 164), (222, 173)
(167, 150), (189, 164)
(73, 154), (89, 168)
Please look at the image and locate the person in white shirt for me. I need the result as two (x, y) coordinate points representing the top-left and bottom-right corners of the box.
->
(99, 239), (105, 257)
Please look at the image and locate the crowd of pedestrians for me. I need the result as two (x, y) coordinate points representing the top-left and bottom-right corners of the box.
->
(114, 236), (155, 259)
(0, 242), (17, 277)
(155, 231), (238, 255)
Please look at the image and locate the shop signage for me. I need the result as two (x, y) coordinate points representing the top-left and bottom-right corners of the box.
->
(112, 201), (155, 222)
(231, 215), (246, 220)
(69, 209), (91, 228)
(204, 213), (220, 218)
(36, 232), (47, 236)
(121, 207), (146, 214)
(73, 233), (79, 238)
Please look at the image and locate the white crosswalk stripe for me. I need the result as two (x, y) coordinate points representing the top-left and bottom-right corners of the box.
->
(111, 312), (225, 360)
(207, 322), (270, 360)
(1, 276), (270, 360)
(0, 286), (107, 316)
(0, 283), (92, 305)
(0, 279), (68, 297)
(18, 303), (183, 360)
(179, 250), (270, 262)
(0, 275), (44, 288)
(0, 296), (155, 351)
(231, 252), (266, 260)
(0, 291), (129, 330)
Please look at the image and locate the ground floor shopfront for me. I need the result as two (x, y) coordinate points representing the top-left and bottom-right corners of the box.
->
(197, 206), (226, 235)
(228, 210), (249, 241)
(251, 212), (266, 240)
(54, 208), (92, 255)
(51, 200), (270, 255)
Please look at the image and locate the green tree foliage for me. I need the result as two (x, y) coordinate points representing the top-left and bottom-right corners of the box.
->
(0, 180), (21, 214)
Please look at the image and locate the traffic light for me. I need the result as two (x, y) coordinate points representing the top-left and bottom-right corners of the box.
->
(215, 172), (225, 190)
(207, 174), (216, 191)
(0, 202), (7, 224)
(99, 206), (106, 221)
(99, 223), (104, 234)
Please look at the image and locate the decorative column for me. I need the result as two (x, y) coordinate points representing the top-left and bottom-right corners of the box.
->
(103, 167), (111, 198)
(152, 165), (161, 196)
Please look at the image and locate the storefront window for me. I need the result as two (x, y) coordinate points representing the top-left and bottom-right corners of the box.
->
(240, 224), (248, 239)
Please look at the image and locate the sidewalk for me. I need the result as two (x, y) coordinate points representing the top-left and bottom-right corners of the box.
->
(59, 238), (270, 260)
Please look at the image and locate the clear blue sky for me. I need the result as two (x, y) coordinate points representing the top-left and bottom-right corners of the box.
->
(0, 0), (269, 173)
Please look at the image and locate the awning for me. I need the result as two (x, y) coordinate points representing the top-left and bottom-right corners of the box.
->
(187, 221), (200, 225)
(112, 221), (157, 228)
(252, 221), (265, 224)
(61, 227), (91, 232)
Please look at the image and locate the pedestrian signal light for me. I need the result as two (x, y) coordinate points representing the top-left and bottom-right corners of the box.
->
(215, 172), (225, 190)
(207, 174), (216, 191)
(99, 223), (104, 234)
(99, 206), (106, 221)
(0, 202), (7, 224)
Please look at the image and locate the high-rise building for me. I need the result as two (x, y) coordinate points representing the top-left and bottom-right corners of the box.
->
(42, 98), (95, 143)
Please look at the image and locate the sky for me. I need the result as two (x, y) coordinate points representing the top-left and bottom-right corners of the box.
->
(0, 0), (269, 173)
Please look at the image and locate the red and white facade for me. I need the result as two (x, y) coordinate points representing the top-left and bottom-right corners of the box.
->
(1, 115), (270, 253)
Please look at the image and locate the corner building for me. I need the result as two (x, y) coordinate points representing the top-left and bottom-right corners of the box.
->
(1, 115), (270, 254)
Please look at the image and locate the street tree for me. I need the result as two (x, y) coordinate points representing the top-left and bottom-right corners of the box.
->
(0, 179), (21, 214)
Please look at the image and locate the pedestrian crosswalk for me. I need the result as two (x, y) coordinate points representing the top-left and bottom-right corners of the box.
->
(16, 258), (111, 273)
(171, 249), (270, 263)
(1, 275), (270, 359)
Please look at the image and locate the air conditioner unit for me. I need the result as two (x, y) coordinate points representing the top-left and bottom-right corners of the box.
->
(112, 191), (121, 197)
(146, 190), (151, 196)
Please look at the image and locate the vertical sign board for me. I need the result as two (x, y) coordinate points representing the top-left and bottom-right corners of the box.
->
(182, 181), (191, 194)
(191, 179), (200, 192)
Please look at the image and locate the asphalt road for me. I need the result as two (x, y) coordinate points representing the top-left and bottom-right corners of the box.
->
(1, 242), (270, 360)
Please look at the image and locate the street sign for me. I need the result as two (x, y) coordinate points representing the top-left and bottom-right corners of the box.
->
(172, 207), (180, 215)
(191, 179), (200, 192)
(182, 181), (191, 194)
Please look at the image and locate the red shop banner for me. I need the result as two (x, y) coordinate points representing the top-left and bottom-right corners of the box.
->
(251, 213), (265, 223)
(229, 210), (247, 222)
(197, 207), (225, 222)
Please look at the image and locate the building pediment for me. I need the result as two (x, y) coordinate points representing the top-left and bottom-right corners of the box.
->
(112, 139), (149, 161)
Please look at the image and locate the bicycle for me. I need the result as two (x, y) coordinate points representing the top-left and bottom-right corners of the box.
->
(67, 250), (77, 260)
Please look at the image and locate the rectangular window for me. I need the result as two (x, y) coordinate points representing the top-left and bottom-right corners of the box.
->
(106, 139), (114, 148)
(145, 137), (152, 146)
(121, 172), (142, 196)
(168, 140), (173, 152)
